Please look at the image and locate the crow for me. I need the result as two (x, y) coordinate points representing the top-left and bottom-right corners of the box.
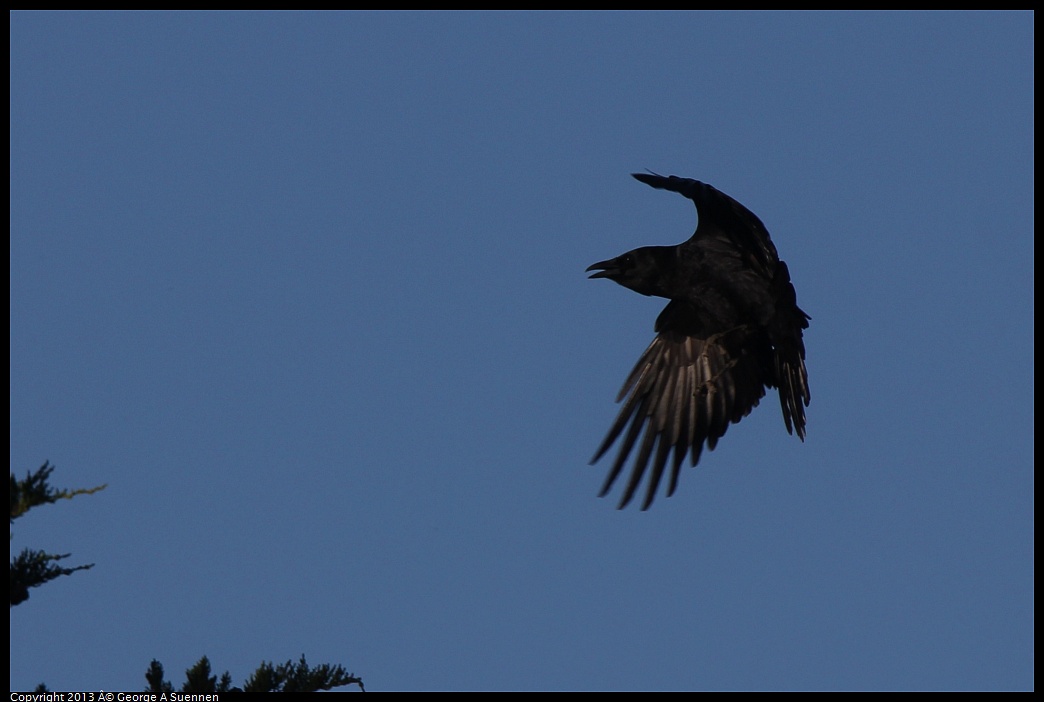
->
(586, 173), (810, 510)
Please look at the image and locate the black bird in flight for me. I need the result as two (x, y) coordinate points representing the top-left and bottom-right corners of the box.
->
(587, 173), (810, 510)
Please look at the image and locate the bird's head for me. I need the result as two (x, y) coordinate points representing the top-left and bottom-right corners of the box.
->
(586, 246), (673, 298)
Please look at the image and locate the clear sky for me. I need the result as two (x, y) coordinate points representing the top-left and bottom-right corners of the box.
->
(10, 11), (1033, 692)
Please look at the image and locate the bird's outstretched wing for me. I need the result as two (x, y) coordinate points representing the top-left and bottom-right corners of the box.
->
(591, 300), (768, 510)
(632, 172), (780, 278)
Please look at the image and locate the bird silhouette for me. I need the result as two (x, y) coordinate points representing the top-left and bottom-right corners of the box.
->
(587, 173), (810, 509)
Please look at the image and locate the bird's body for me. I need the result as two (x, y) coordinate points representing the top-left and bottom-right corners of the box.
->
(587, 173), (810, 510)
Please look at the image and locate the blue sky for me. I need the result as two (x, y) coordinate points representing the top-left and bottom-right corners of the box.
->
(10, 12), (1033, 692)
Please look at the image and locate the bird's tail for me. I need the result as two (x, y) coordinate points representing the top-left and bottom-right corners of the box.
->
(770, 261), (810, 439)
(776, 349), (809, 440)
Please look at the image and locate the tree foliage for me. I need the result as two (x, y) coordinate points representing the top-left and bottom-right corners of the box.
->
(10, 462), (106, 606)
(146, 655), (365, 693)
(12, 462), (365, 691)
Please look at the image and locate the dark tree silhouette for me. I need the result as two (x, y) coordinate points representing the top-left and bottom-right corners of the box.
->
(146, 655), (365, 693)
(12, 463), (365, 692)
(10, 462), (106, 606)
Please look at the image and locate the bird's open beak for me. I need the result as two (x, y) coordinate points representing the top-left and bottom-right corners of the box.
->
(586, 259), (618, 280)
